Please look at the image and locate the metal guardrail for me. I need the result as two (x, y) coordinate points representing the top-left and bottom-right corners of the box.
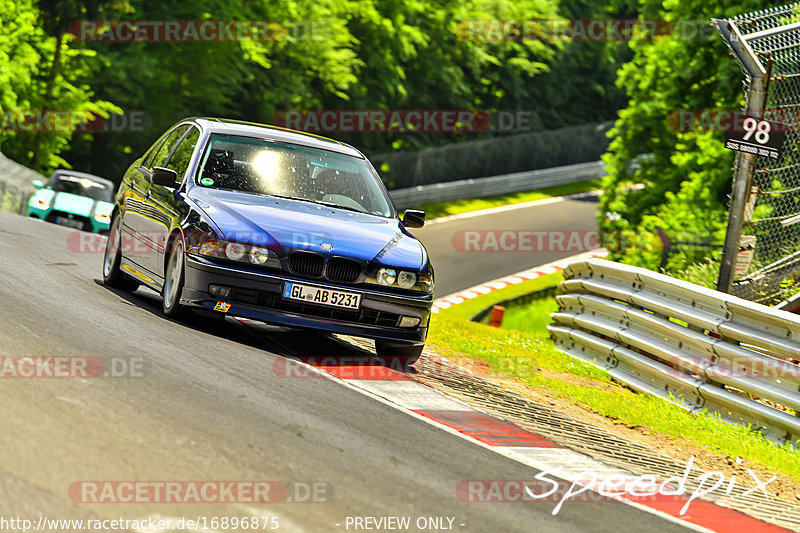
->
(389, 160), (606, 209)
(0, 152), (42, 215)
(549, 258), (800, 443)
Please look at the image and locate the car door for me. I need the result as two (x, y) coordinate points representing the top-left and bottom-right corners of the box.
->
(139, 125), (201, 277)
(124, 124), (191, 275)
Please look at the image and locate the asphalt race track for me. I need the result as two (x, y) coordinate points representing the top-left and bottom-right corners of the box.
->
(0, 210), (704, 531)
(413, 196), (599, 297)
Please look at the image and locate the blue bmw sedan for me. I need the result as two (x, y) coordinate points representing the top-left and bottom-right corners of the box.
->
(102, 118), (433, 363)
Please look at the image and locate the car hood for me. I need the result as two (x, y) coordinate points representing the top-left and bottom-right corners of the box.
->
(33, 190), (110, 217)
(188, 188), (426, 269)
(53, 191), (96, 216)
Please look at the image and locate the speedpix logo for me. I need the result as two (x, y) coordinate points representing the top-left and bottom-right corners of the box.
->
(457, 457), (776, 516)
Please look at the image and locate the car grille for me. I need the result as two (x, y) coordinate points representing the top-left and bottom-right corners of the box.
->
(227, 287), (401, 327)
(45, 211), (92, 232)
(326, 257), (362, 282)
(288, 251), (324, 277)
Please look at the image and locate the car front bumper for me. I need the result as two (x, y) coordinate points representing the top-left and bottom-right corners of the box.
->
(181, 254), (432, 345)
(28, 205), (110, 233)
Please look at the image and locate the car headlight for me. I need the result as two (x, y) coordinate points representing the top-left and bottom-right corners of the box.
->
(397, 271), (416, 289)
(225, 242), (247, 261)
(367, 268), (432, 293)
(249, 246), (271, 265)
(377, 268), (396, 285)
(194, 239), (281, 268)
(32, 195), (50, 210)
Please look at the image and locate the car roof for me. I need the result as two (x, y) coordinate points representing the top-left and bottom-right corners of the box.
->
(192, 118), (364, 159)
(51, 169), (114, 188)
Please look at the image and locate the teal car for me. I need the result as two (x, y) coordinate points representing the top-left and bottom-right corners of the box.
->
(28, 170), (115, 233)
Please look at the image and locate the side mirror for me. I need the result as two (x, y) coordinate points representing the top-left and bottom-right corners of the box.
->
(402, 210), (425, 228)
(150, 166), (178, 188)
(32, 179), (44, 189)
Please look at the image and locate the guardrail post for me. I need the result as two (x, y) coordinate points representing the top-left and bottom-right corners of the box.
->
(712, 19), (771, 293)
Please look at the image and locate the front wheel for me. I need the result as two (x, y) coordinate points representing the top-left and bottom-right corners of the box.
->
(102, 213), (139, 292)
(162, 238), (186, 318)
(375, 341), (424, 367)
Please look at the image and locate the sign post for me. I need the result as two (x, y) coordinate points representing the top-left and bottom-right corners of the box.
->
(712, 19), (771, 293)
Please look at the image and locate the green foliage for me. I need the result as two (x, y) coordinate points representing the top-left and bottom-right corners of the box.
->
(526, 0), (633, 129)
(63, 0), (568, 179)
(672, 256), (719, 289)
(0, 0), (118, 173)
(3, 0), (640, 183)
(499, 296), (559, 332)
(599, 0), (767, 273)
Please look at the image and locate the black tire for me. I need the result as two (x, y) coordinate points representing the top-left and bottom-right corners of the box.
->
(102, 213), (139, 292)
(374, 341), (424, 367)
(162, 237), (186, 318)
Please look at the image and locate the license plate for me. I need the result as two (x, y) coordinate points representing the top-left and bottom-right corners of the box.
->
(55, 217), (83, 230)
(283, 282), (361, 310)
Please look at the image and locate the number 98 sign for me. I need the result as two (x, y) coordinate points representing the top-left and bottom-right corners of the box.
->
(724, 113), (787, 160)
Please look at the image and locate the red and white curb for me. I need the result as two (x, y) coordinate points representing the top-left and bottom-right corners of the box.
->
(277, 357), (788, 533)
(431, 249), (609, 313)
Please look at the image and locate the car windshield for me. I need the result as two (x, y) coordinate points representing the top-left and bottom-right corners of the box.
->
(196, 134), (393, 217)
(50, 175), (113, 202)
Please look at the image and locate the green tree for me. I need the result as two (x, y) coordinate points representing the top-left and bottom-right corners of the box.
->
(525, 0), (633, 129)
(0, 0), (118, 173)
(599, 0), (766, 272)
(51, 0), (596, 182)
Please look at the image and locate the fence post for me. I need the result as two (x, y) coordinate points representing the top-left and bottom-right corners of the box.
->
(712, 19), (771, 293)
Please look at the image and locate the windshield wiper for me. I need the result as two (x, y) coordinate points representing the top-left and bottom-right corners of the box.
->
(249, 192), (371, 215)
(303, 199), (368, 215)
(264, 194), (368, 215)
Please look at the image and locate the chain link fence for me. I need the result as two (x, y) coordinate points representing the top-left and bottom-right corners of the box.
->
(0, 152), (44, 215)
(716, 4), (800, 304)
(370, 122), (612, 189)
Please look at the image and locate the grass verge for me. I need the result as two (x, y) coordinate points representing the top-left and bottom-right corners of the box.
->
(427, 282), (800, 483)
(442, 271), (564, 320)
(408, 179), (601, 220)
(500, 297), (559, 333)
